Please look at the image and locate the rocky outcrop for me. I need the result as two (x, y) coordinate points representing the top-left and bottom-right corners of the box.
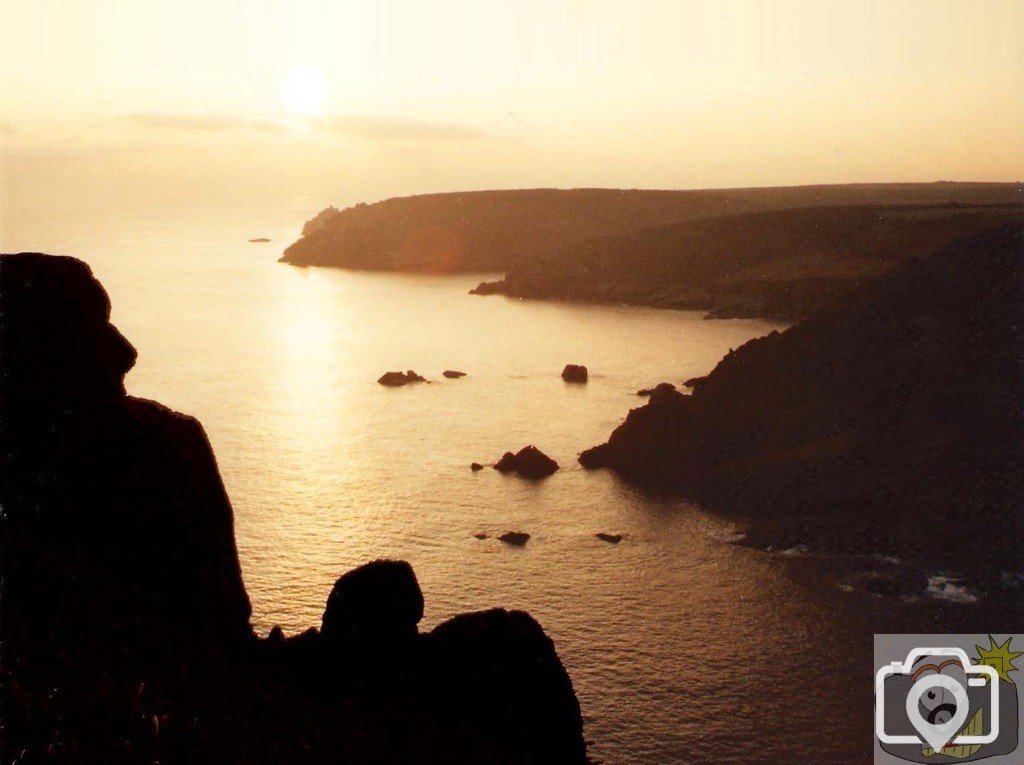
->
(498, 532), (531, 546)
(561, 364), (588, 383)
(378, 370), (427, 386)
(580, 225), (1024, 582)
(0, 253), (587, 764)
(321, 560), (424, 646)
(443, 370), (467, 378)
(493, 446), (560, 479)
(595, 533), (623, 544)
(637, 382), (676, 397)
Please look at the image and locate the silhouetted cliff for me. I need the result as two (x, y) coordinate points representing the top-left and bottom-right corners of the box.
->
(580, 226), (1024, 583)
(483, 202), (1022, 320)
(0, 253), (586, 764)
(281, 183), (1021, 280)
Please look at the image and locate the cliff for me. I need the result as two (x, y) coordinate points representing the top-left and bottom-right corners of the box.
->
(0, 253), (586, 764)
(580, 225), (1024, 583)
(281, 183), (1021, 281)
(483, 202), (1022, 320)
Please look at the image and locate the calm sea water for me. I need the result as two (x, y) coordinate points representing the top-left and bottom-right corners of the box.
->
(2, 205), (989, 764)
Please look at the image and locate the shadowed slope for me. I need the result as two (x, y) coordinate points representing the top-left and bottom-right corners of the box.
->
(580, 226), (1024, 581)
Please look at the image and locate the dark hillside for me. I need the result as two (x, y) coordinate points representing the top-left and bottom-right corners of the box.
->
(580, 225), (1024, 583)
(486, 202), (1022, 319)
(282, 183), (1021, 281)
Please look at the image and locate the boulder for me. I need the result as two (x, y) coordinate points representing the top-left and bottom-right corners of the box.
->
(443, 370), (467, 378)
(596, 533), (623, 544)
(498, 532), (531, 547)
(561, 364), (588, 383)
(493, 446), (559, 479)
(321, 559), (424, 646)
(423, 609), (586, 763)
(377, 370), (427, 386)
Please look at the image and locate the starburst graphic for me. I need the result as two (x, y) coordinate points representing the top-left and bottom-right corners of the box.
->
(974, 635), (1022, 685)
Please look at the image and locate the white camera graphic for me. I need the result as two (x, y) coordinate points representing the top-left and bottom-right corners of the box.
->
(875, 647), (1000, 752)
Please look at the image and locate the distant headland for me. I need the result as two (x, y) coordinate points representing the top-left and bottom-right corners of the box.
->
(280, 183), (1021, 321)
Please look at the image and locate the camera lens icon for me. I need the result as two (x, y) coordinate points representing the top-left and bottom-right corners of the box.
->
(906, 672), (970, 752)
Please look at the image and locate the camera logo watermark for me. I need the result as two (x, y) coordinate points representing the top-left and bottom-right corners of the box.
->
(874, 635), (1021, 763)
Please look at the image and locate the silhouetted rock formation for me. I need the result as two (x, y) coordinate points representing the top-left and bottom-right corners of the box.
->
(580, 226), (1024, 583)
(423, 609), (583, 764)
(595, 533), (623, 544)
(322, 560), (424, 646)
(282, 185), (1020, 281)
(443, 369), (467, 378)
(377, 369), (427, 386)
(493, 446), (560, 479)
(561, 364), (588, 383)
(470, 462), (484, 471)
(498, 532), (531, 546)
(0, 253), (587, 764)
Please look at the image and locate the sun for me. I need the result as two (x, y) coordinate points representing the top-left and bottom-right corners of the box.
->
(280, 66), (326, 116)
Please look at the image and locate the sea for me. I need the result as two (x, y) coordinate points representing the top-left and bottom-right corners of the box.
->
(2, 201), (996, 764)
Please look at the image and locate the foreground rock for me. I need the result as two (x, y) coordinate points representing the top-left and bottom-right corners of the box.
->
(581, 225), (1024, 582)
(561, 364), (588, 383)
(499, 532), (531, 546)
(378, 370), (427, 386)
(0, 253), (587, 764)
(493, 446), (560, 479)
(322, 560), (424, 646)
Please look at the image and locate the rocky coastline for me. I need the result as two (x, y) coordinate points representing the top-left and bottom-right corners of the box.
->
(0, 253), (587, 764)
(579, 225), (1024, 593)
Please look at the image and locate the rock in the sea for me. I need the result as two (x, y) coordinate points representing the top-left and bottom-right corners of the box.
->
(498, 532), (531, 546)
(468, 279), (508, 295)
(473, 531), (488, 540)
(471, 462), (484, 471)
(493, 446), (559, 479)
(321, 559), (424, 646)
(596, 533), (623, 544)
(637, 382), (676, 397)
(561, 364), (588, 383)
(248, 237), (271, 243)
(443, 370), (467, 378)
(377, 370), (427, 386)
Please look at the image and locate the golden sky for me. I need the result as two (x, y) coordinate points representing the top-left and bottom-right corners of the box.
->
(2, 0), (1022, 213)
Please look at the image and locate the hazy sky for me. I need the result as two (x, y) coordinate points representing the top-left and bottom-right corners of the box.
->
(2, 0), (1022, 215)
